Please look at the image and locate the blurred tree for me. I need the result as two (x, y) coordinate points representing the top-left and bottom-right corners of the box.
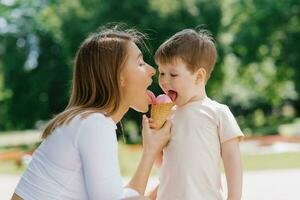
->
(85, 0), (223, 128)
(0, 0), (223, 133)
(220, 0), (299, 133)
(0, 0), (71, 129)
(2, 0), (299, 136)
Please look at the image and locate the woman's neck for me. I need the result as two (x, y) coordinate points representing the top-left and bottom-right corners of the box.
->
(108, 105), (129, 124)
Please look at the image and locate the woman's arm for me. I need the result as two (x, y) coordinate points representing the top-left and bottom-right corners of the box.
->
(221, 138), (243, 200)
(126, 115), (171, 195)
(77, 116), (125, 199)
(146, 184), (159, 200)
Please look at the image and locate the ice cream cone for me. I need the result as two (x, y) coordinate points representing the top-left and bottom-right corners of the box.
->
(151, 102), (174, 128)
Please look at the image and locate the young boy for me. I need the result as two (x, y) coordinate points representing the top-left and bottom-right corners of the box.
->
(151, 29), (244, 200)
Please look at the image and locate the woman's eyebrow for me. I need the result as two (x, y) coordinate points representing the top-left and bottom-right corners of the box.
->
(137, 52), (143, 59)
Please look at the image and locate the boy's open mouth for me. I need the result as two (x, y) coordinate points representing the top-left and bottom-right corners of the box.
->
(167, 90), (177, 102)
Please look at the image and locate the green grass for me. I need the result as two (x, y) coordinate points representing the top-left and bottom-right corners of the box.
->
(242, 152), (300, 171)
(119, 143), (160, 177)
(1, 143), (300, 176)
(119, 143), (300, 176)
(0, 160), (25, 174)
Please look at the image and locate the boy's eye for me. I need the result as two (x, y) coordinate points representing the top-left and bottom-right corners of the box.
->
(170, 74), (178, 77)
(159, 72), (165, 76)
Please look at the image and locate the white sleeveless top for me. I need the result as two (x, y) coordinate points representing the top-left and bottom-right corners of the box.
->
(15, 113), (138, 200)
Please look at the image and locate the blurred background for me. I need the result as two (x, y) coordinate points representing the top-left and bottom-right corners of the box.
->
(0, 0), (299, 199)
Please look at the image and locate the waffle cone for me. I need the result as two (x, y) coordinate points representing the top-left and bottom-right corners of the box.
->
(151, 102), (174, 128)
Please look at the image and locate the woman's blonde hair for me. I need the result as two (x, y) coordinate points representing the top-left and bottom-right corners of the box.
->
(42, 26), (145, 139)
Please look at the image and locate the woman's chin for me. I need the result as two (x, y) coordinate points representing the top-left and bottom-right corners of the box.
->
(131, 103), (150, 113)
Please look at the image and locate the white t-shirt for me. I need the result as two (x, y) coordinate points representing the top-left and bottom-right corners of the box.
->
(157, 97), (244, 200)
(15, 113), (139, 200)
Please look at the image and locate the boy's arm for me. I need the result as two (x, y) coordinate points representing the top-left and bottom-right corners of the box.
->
(221, 137), (243, 200)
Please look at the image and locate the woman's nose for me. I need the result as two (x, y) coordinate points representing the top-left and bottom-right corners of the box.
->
(147, 64), (156, 77)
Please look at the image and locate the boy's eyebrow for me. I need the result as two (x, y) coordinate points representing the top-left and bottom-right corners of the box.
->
(158, 68), (174, 73)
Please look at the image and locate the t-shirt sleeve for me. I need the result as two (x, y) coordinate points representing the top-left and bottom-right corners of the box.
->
(218, 105), (244, 144)
(75, 115), (124, 200)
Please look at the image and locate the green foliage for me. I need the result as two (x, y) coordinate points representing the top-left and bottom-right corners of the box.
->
(0, 0), (223, 131)
(0, 0), (299, 137)
(218, 0), (300, 133)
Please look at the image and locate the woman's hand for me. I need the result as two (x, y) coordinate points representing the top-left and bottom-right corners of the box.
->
(141, 115), (171, 160)
(122, 196), (150, 200)
(125, 115), (171, 195)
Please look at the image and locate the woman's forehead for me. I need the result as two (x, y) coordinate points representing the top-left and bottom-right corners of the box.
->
(127, 41), (141, 57)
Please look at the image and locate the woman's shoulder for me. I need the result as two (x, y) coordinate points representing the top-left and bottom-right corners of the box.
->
(77, 112), (117, 130)
(72, 112), (117, 148)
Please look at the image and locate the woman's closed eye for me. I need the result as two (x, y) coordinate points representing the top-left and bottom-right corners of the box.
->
(138, 59), (147, 66)
(138, 56), (146, 66)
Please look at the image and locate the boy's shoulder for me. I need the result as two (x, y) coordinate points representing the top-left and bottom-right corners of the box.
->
(175, 98), (231, 119)
(202, 98), (230, 112)
(205, 99), (238, 123)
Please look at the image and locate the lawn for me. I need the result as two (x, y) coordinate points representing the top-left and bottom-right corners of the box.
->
(241, 152), (300, 171)
(1, 143), (300, 176)
(118, 143), (300, 176)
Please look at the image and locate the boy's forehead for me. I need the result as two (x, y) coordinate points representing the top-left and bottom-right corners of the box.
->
(158, 63), (174, 71)
(158, 60), (186, 71)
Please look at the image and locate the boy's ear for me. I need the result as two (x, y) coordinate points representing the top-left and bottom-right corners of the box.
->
(196, 68), (206, 83)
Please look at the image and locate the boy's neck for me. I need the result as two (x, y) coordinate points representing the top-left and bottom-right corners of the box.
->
(190, 87), (207, 102)
(181, 84), (208, 107)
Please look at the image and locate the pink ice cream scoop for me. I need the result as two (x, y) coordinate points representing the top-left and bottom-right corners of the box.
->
(147, 91), (173, 105)
(156, 94), (173, 104)
(148, 92), (174, 128)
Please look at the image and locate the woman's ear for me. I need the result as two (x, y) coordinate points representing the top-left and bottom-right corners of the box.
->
(120, 74), (126, 87)
(196, 68), (206, 83)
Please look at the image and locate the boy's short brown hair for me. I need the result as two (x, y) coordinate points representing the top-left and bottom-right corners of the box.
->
(155, 29), (217, 81)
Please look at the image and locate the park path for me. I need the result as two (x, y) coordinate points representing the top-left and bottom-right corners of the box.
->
(1, 169), (300, 200)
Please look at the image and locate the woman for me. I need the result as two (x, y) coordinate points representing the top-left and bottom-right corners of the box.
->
(12, 27), (171, 200)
